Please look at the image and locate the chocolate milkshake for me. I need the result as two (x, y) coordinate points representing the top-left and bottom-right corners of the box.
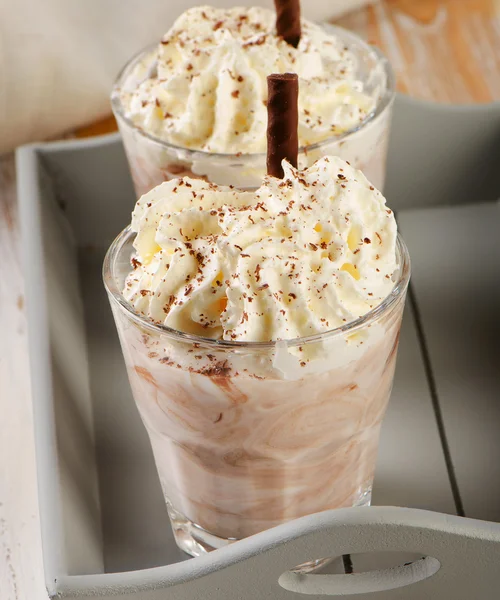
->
(111, 4), (394, 196)
(104, 152), (409, 556)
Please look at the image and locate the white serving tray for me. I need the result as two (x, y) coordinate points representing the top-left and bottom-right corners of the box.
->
(17, 95), (500, 599)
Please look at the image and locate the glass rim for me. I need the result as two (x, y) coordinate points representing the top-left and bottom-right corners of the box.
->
(103, 227), (410, 350)
(110, 23), (396, 161)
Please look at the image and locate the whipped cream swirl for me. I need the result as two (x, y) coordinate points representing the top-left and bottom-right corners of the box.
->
(118, 6), (379, 153)
(124, 156), (397, 343)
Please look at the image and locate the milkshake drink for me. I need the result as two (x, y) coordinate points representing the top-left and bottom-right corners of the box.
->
(103, 156), (410, 556)
(111, 6), (395, 196)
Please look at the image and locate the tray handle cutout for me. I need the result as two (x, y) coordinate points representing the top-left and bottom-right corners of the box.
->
(279, 553), (440, 596)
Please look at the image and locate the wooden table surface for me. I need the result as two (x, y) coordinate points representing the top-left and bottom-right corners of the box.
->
(1, 1), (500, 598)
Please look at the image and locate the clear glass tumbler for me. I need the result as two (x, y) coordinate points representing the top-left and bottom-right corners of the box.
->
(111, 25), (395, 196)
(103, 227), (410, 558)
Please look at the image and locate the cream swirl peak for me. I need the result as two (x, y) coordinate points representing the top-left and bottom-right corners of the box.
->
(124, 156), (397, 342)
(118, 6), (379, 154)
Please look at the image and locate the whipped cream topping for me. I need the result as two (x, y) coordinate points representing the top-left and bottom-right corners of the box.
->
(124, 156), (397, 343)
(118, 6), (379, 154)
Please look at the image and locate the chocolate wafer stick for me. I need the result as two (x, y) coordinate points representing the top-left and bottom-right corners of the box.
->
(267, 73), (299, 179)
(274, 0), (301, 48)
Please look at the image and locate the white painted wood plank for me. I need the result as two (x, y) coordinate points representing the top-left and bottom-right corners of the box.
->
(374, 301), (456, 514)
(399, 201), (500, 522)
(0, 155), (46, 600)
(354, 297), (458, 575)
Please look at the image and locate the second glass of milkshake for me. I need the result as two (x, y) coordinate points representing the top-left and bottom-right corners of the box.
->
(111, 5), (395, 196)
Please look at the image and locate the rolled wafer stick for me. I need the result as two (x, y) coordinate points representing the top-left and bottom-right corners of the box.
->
(266, 73), (299, 179)
(274, 0), (301, 48)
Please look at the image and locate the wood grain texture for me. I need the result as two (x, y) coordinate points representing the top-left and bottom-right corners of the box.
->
(2, 1), (500, 598)
(336, 0), (500, 103)
(0, 157), (46, 599)
(74, 116), (118, 138)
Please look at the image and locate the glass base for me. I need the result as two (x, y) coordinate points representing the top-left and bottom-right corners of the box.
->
(167, 502), (237, 557)
(354, 484), (373, 508)
(167, 485), (372, 572)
